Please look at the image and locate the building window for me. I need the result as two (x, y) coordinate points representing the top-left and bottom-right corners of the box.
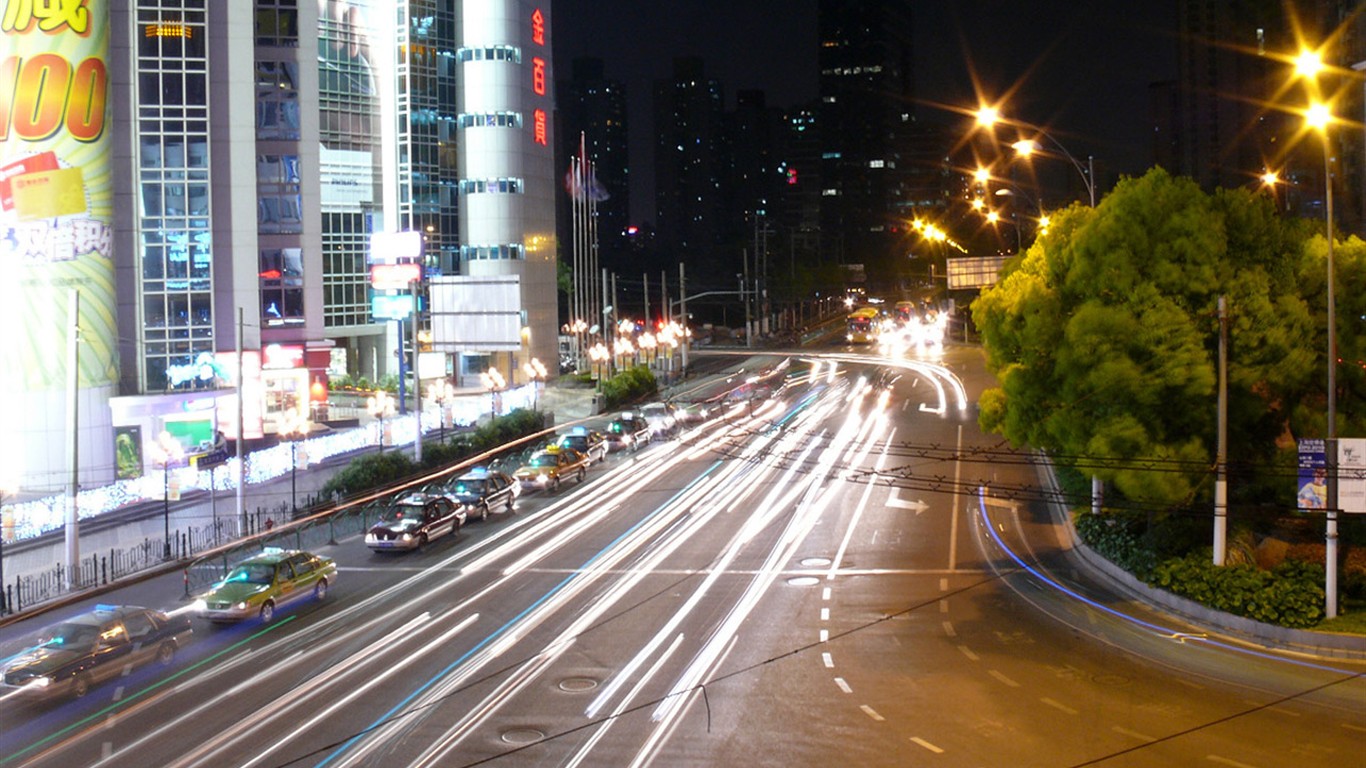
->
(459, 244), (526, 261)
(456, 112), (522, 129)
(256, 61), (301, 140)
(260, 248), (305, 326)
(255, 0), (298, 47)
(458, 178), (523, 194)
(455, 45), (520, 63)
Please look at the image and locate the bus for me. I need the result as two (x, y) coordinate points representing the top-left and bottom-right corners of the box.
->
(894, 300), (916, 326)
(846, 307), (880, 344)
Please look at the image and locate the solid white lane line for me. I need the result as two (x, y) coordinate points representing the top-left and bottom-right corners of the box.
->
(1040, 697), (1078, 715)
(1112, 726), (1156, 742)
(910, 737), (944, 754)
(989, 670), (1020, 688)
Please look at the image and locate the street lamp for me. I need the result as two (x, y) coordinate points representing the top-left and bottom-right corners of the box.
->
(522, 358), (547, 410)
(278, 411), (310, 518)
(151, 431), (183, 559)
(429, 379), (456, 442)
(975, 106), (1097, 207)
(367, 390), (394, 453)
(0, 476), (16, 615)
(588, 343), (610, 390)
(1294, 47), (1341, 618)
(479, 367), (505, 417)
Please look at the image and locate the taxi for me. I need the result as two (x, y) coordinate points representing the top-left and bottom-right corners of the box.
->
(513, 445), (589, 492)
(1, 604), (193, 701)
(439, 467), (518, 521)
(193, 549), (337, 624)
(365, 493), (465, 551)
(554, 427), (608, 465)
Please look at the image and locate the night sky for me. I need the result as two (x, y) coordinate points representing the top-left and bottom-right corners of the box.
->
(553, 1), (1180, 221)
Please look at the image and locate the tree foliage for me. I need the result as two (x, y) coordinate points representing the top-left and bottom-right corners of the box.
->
(973, 168), (1316, 508)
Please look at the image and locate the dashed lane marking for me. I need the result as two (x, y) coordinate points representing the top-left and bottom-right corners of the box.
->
(1112, 726), (1156, 742)
(860, 705), (885, 721)
(910, 737), (944, 754)
(834, 677), (852, 694)
(1040, 697), (1078, 715)
(1206, 755), (1261, 768)
(957, 645), (979, 662)
(822, 652), (834, 668)
(988, 670), (1020, 688)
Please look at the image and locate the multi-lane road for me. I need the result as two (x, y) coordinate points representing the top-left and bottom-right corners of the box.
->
(0, 347), (1361, 767)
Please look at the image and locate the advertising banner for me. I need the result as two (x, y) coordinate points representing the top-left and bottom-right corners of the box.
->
(1297, 439), (1327, 512)
(1337, 438), (1366, 515)
(0, 0), (116, 392)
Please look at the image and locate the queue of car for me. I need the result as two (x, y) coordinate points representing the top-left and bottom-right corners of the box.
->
(1, 400), (721, 703)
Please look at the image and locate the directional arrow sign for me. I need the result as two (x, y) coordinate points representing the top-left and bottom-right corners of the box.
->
(887, 487), (929, 515)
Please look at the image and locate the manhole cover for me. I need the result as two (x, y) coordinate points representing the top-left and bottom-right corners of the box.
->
(799, 557), (832, 567)
(559, 677), (599, 692)
(787, 576), (821, 586)
(501, 728), (545, 745)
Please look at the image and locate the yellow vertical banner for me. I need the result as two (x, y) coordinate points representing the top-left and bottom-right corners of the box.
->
(0, 0), (116, 393)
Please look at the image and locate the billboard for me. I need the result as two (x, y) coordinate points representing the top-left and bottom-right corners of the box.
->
(0, 0), (116, 486)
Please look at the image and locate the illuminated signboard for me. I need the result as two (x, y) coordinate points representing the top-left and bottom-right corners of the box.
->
(531, 9), (545, 45)
(368, 230), (423, 264)
(529, 10), (547, 147)
(1, 0), (116, 396)
(532, 57), (546, 95)
(261, 343), (305, 370)
(370, 262), (422, 290)
(533, 109), (547, 145)
(372, 293), (416, 320)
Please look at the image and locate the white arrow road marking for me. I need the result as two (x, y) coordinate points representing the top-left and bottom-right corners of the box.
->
(887, 486), (929, 514)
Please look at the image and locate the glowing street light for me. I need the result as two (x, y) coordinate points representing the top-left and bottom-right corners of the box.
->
(151, 431), (184, 559)
(0, 472), (16, 615)
(1292, 52), (1341, 618)
(975, 104), (1096, 206)
(429, 379), (456, 442)
(522, 358), (547, 410)
(479, 367), (506, 416)
(367, 390), (395, 452)
(278, 411), (310, 518)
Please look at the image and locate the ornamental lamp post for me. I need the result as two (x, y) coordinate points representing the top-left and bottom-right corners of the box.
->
(522, 358), (547, 410)
(367, 390), (395, 453)
(479, 367), (506, 417)
(152, 431), (184, 559)
(278, 411), (310, 518)
(429, 379), (456, 442)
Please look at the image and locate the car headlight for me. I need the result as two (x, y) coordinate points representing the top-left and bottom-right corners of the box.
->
(537, 473), (549, 485)
(191, 599), (206, 611)
(235, 601), (249, 611)
(25, 676), (51, 689)
(402, 532), (414, 540)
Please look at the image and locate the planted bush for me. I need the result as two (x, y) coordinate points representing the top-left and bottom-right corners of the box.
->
(1149, 554), (1324, 628)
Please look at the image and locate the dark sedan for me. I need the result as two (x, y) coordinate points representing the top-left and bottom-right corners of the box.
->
(1, 604), (193, 701)
(439, 467), (518, 521)
(364, 493), (465, 551)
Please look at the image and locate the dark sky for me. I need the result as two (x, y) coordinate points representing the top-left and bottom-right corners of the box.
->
(553, 1), (1180, 220)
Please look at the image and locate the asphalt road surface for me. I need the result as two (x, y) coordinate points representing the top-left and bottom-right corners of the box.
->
(0, 345), (1361, 768)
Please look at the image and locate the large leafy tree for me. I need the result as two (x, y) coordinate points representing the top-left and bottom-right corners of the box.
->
(973, 168), (1316, 508)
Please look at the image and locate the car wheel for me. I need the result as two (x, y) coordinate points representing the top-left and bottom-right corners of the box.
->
(417, 533), (428, 550)
(505, 493), (514, 511)
(552, 477), (561, 493)
(156, 642), (176, 666)
(260, 600), (276, 624)
(71, 674), (91, 699)
(578, 468), (586, 483)
(314, 578), (328, 601)
(479, 502), (490, 521)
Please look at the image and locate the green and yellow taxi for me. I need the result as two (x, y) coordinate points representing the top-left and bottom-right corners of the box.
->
(193, 548), (337, 624)
(513, 445), (589, 492)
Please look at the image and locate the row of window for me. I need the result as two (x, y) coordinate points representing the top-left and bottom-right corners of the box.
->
(459, 178), (523, 194)
(456, 45), (520, 63)
(457, 112), (522, 129)
(461, 244), (525, 261)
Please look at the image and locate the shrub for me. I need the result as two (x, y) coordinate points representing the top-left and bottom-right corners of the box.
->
(1149, 553), (1324, 628)
(600, 365), (657, 409)
(1074, 510), (1159, 579)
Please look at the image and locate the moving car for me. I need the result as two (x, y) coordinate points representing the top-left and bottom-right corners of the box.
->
(365, 493), (465, 551)
(638, 402), (679, 439)
(194, 549), (337, 623)
(605, 414), (650, 452)
(513, 446), (589, 492)
(554, 427), (608, 464)
(673, 400), (714, 424)
(1, 604), (193, 700)
(439, 467), (518, 521)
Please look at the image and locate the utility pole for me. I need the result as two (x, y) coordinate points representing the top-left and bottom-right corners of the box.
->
(643, 272), (650, 326)
(1213, 295), (1228, 565)
(411, 282), (422, 463)
(64, 290), (80, 589)
(237, 308), (245, 536)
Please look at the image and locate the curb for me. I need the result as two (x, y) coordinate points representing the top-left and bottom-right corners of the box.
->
(1032, 454), (1366, 662)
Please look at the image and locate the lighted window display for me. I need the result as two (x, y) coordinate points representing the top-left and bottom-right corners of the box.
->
(260, 247), (305, 326)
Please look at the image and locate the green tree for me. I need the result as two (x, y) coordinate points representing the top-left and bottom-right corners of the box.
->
(973, 168), (1315, 508)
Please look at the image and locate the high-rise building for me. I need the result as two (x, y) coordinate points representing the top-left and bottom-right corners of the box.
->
(816, 0), (916, 289)
(558, 56), (629, 280)
(653, 57), (727, 293)
(1, 0), (559, 496)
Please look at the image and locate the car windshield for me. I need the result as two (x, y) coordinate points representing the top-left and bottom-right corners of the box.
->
(453, 479), (486, 494)
(528, 454), (556, 467)
(38, 622), (100, 649)
(225, 563), (276, 585)
(387, 504), (425, 520)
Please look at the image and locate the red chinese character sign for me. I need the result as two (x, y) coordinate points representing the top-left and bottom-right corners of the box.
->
(531, 8), (544, 45)
(530, 11), (548, 147)
(533, 109), (547, 146)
